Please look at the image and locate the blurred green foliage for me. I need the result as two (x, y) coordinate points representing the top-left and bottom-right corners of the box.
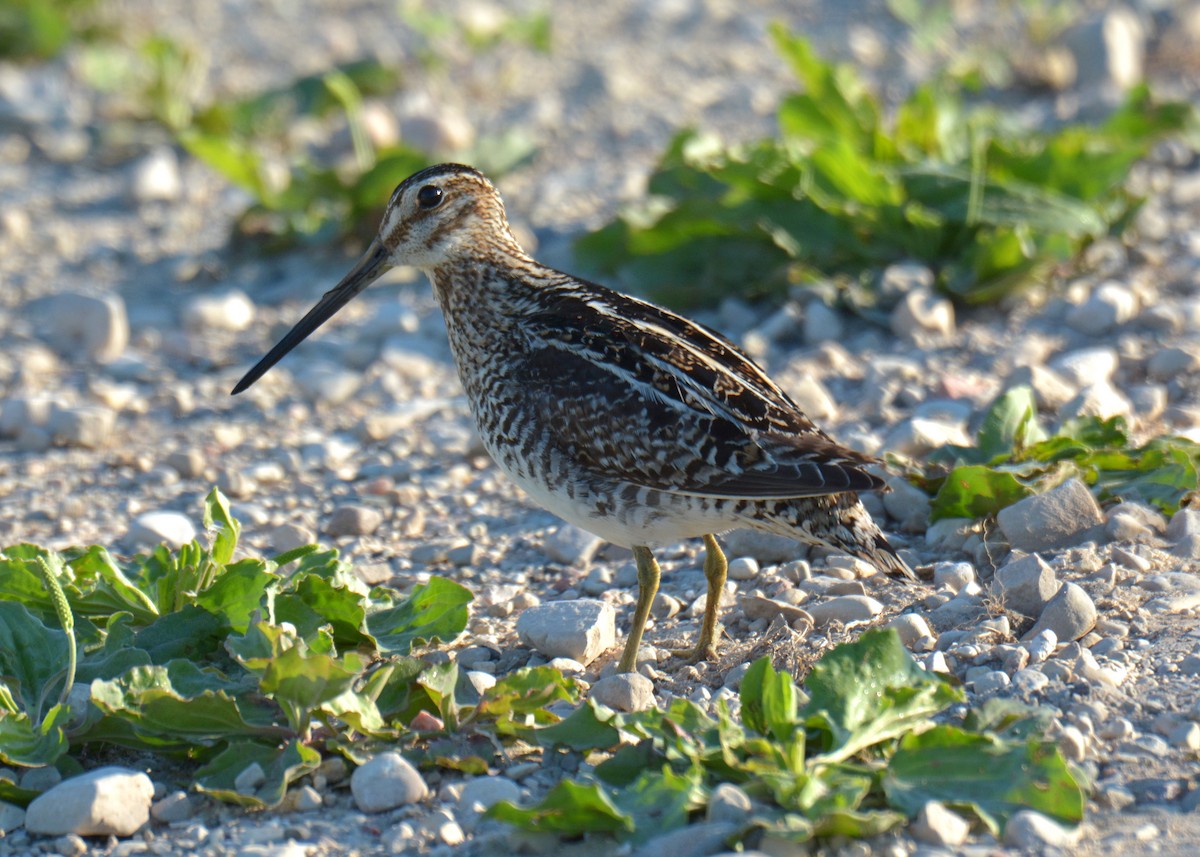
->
(0, 0), (97, 61)
(576, 25), (1193, 308)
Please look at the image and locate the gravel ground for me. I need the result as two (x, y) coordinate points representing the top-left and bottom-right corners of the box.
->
(2, 1), (1200, 855)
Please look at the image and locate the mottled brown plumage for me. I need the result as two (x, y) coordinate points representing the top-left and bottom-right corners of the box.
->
(234, 163), (914, 672)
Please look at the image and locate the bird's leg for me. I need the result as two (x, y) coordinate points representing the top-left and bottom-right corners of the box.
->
(617, 546), (660, 673)
(671, 533), (726, 664)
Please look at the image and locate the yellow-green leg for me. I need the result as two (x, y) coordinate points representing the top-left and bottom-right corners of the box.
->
(671, 533), (727, 664)
(617, 545), (661, 673)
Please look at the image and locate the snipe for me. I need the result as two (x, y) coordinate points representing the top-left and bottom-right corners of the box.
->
(233, 163), (914, 673)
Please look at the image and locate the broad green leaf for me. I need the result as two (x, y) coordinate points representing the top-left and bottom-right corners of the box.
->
(487, 779), (634, 835)
(132, 604), (229, 663)
(473, 667), (580, 731)
(613, 765), (706, 844)
(930, 465), (1033, 521)
(258, 646), (364, 736)
(802, 629), (962, 764)
(0, 602), (70, 722)
(193, 560), (276, 633)
(739, 658), (801, 754)
(369, 577), (471, 655)
(195, 739), (321, 809)
(537, 699), (622, 751)
(883, 725), (1085, 833)
(976, 387), (1046, 458)
(202, 488), (240, 567)
(0, 705), (70, 768)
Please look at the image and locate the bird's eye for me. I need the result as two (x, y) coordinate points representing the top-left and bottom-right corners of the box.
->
(416, 185), (444, 210)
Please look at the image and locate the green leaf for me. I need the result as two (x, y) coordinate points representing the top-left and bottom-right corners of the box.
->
(883, 725), (1085, 833)
(0, 602), (70, 722)
(613, 765), (706, 844)
(0, 704), (70, 768)
(487, 779), (635, 835)
(258, 645), (363, 736)
(202, 488), (241, 567)
(195, 739), (321, 809)
(802, 629), (962, 764)
(930, 465), (1034, 521)
(976, 386), (1046, 458)
(739, 658), (801, 750)
(369, 577), (471, 655)
(537, 699), (622, 751)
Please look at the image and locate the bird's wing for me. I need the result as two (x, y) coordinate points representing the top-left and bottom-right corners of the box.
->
(511, 287), (882, 500)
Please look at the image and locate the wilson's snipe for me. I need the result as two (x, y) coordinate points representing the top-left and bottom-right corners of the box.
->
(234, 164), (914, 673)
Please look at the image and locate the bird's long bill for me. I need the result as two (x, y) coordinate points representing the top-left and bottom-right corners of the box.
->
(231, 238), (392, 395)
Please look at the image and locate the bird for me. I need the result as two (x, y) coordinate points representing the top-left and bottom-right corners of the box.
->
(233, 163), (915, 673)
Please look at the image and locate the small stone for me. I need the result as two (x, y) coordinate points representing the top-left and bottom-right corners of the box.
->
(541, 524), (603, 566)
(325, 504), (383, 537)
(350, 752), (428, 813)
(132, 146), (182, 201)
(28, 292), (129, 362)
(925, 517), (974, 551)
(515, 600), (617, 664)
(0, 800), (26, 833)
(47, 405), (116, 449)
(882, 476), (932, 531)
(1003, 809), (1080, 850)
(1058, 380), (1133, 422)
(932, 562), (975, 594)
(234, 762), (265, 794)
(292, 784), (322, 811)
(165, 448), (206, 479)
(706, 783), (753, 825)
(1024, 629), (1059, 663)
(150, 791), (195, 823)
(1063, 7), (1145, 91)
(721, 529), (803, 564)
(887, 614), (935, 648)
(726, 556), (759, 581)
(458, 776), (522, 816)
(127, 511), (196, 549)
(996, 478), (1104, 552)
(786, 375), (837, 421)
(1006, 364), (1077, 411)
(737, 595), (812, 626)
(633, 821), (738, 857)
(911, 800), (971, 847)
(806, 595), (882, 626)
(802, 301), (843, 344)
(1023, 583), (1097, 643)
(882, 417), (970, 457)
(926, 593), (986, 631)
(1146, 346), (1199, 380)
(294, 361), (361, 404)
(182, 290), (256, 332)
(995, 555), (1061, 619)
(1169, 722), (1200, 751)
(24, 767), (153, 836)
(972, 670), (1011, 695)
(590, 673), (656, 712)
(1167, 508), (1200, 542)
(1050, 346), (1117, 386)
(1011, 668), (1051, 694)
(890, 287), (955, 341)
(1065, 281), (1138, 335)
(269, 522), (316, 554)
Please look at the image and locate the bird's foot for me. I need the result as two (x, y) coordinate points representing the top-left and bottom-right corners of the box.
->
(668, 641), (719, 666)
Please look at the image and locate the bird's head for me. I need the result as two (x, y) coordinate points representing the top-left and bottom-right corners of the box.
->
(232, 163), (520, 395)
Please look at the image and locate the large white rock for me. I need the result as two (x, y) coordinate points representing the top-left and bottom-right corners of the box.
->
(27, 292), (128, 362)
(515, 599), (616, 664)
(350, 752), (428, 813)
(24, 766), (153, 836)
(127, 511), (197, 549)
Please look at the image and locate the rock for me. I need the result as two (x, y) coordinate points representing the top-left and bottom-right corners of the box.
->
(132, 146), (182, 201)
(911, 800), (971, 846)
(879, 260), (934, 298)
(458, 776), (522, 828)
(887, 613), (935, 648)
(325, 504), (383, 537)
(1058, 380), (1133, 422)
(925, 517), (974, 551)
(294, 361), (362, 405)
(127, 511), (197, 549)
(882, 476), (932, 531)
(28, 292), (129, 362)
(47, 405), (115, 449)
(1003, 809), (1080, 849)
(1167, 508), (1200, 542)
(1049, 346), (1117, 386)
(707, 783), (753, 825)
(932, 562), (974, 593)
(973, 670), (1011, 694)
(926, 593), (986, 631)
(993, 554), (1059, 617)
(234, 762), (265, 793)
(806, 595), (882, 626)
(24, 767), (153, 836)
(1147, 345), (1200, 380)
(269, 522), (316, 554)
(350, 752), (428, 812)
(1024, 629), (1058, 663)
(150, 791), (197, 823)
(786, 374), (837, 422)
(398, 108), (474, 153)
(726, 556), (759, 581)
(996, 478), (1103, 552)
(1023, 583), (1097, 643)
(0, 801), (25, 833)
(590, 673), (656, 712)
(182, 290), (256, 332)
(882, 417), (970, 457)
(165, 448), (206, 479)
(1065, 281), (1138, 334)
(737, 595), (812, 627)
(516, 599), (616, 664)
(802, 301), (843, 344)
(633, 821), (738, 857)
(890, 287), (954, 341)
(541, 524), (603, 566)
(721, 529), (803, 564)
(1063, 7), (1145, 91)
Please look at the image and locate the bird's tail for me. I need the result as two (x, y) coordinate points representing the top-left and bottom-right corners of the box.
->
(747, 492), (917, 582)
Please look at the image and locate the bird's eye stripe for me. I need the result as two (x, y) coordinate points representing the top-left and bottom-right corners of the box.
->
(417, 185), (444, 209)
